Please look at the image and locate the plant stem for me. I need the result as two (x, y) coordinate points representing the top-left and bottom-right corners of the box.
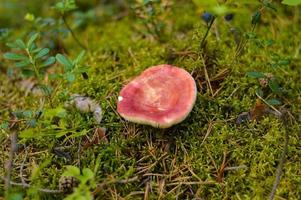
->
(200, 17), (216, 49)
(62, 15), (87, 50)
(26, 48), (40, 80)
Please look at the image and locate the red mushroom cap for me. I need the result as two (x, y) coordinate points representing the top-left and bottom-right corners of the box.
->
(117, 64), (197, 128)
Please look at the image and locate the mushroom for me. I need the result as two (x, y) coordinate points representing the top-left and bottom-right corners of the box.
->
(117, 64), (197, 128)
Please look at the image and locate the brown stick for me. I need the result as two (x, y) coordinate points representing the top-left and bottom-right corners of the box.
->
(4, 130), (17, 191)
(1, 176), (62, 194)
(269, 111), (292, 200)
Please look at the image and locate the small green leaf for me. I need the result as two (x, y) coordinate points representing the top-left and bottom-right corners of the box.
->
(3, 52), (27, 60)
(266, 99), (282, 105)
(143, 0), (152, 5)
(256, 88), (264, 97)
(282, 0), (301, 6)
(15, 39), (26, 49)
(38, 84), (53, 96)
(6, 41), (20, 49)
(263, 2), (277, 11)
(25, 13), (35, 21)
(22, 110), (33, 118)
(41, 56), (56, 67)
(15, 59), (31, 68)
(54, 2), (64, 10)
(66, 73), (75, 82)
(268, 79), (281, 93)
(44, 107), (67, 119)
(54, 0), (77, 13)
(63, 166), (81, 177)
(246, 71), (265, 78)
(22, 69), (35, 77)
(49, 73), (62, 80)
(76, 66), (88, 73)
(28, 43), (37, 52)
(212, 5), (229, 15)
(27, 33), (39, 48)
(56, 54), (73, 70)
(278, 59), (291, 66)
(12, 110), (25, 118)
(73, 50), (86, 65)
(27, 119), (37, 128)
(80, 168), (94, 183)
(251, 11), (261, 25)
(34, 48), (49, 59)
(31, 47), (42, 53)
(264, 39), (274, 47)
(1, 122), (9, 129)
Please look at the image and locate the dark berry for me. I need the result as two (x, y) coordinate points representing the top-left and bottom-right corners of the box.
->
(224, 13), (234, 21)
(201, 12), (214, 23)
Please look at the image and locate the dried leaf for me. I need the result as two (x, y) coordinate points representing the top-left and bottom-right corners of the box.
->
(82, 127), (107, 150)
(250, 99), (269, 120)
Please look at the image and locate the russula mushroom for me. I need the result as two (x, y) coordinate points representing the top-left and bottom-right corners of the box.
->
(117, 64), (197, 128)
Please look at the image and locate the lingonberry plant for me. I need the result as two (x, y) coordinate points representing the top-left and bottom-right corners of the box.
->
(132, 0), (168, 41)
(4, 33), (55, 80)
(55, 51), (88, 83)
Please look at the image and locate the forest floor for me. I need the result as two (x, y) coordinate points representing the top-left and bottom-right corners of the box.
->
(0, 1), (300, 199)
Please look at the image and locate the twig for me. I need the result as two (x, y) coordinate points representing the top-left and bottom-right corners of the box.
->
(128, 47), (139, 67)
(144, 181), (150, 200)
(1, 177), (62, 194)
(5, 130), (17, 191)
(213, 19), (220, 41)
(268, 136), (288, 200)
(255, 92), (282, 116)
(187, 167), (203, 182)
(294, 42), (301, 58)
(216, 151), (228, 183)
(115, 176), (139, 184)
(224, 165), (248, 171)
(92, 176), (139, 196)
(212, 85), (224, 98)
(20, 145), (28, 185)
(77, 137), (82, 169)
(228, 86), (240, 99)
(166, 181), (217, 186)
(201, 120), (214, 146)
(201, 54), (214, 96)
(269, 111), (293, 200)
(234, 23), (256, 59)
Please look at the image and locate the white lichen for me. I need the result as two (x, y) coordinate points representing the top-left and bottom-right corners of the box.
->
(64, 94), (102, 124)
